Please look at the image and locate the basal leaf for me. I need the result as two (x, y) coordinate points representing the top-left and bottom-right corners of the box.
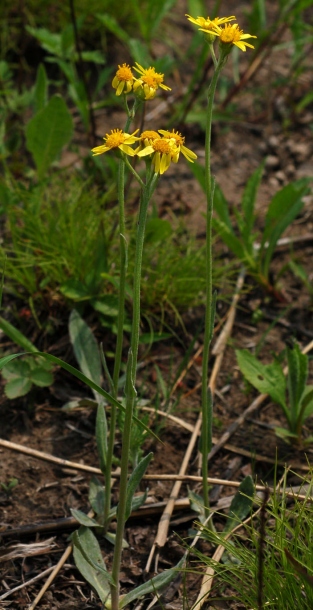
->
(89, 476), (106, 517)
(70, 509), (99, 528)
(69, 309), (102, 391)
(236, 349), (287, 411)
(241, 162), (264, 246)
(26, 94), (73, 179)
(119, 555), (186, 608)
(4, 377), (32, 399)
(33, 63), (47, 113)
(287, 343), (308, 422)
(224, 475), (254, 533)
(261, 180), (309, 279)
(29, 367), (53, 387)
(96, 404), (107, 474)
(125, 452), (153, 520)
(72, 527), (111, 603)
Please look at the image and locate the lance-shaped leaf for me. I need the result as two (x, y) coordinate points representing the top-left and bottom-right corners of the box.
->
(72, 527), (112, 604)
(236, 349), (287, 412)
(119, 554), (186, 608)
(224, 475), (254, 533)
(69, 309), (102, 400)
(124, 453), (153, 521)
(96, 404), (107, 475)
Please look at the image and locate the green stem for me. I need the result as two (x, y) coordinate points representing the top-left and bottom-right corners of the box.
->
(103, 99), (141, 528)
(202, 58), (223, 517)
(110, 350), (136, 609)
(110, 173), (158, 610)
(130, 174), (158, 381)
(104, 158), (126, 529)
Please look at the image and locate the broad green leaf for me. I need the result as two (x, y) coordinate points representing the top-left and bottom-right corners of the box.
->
(25, 94), (73, 179)
(125, 453), (153, 521)
(1, 359), (31, 380)
(96, 14), (130, 43)
(187, 0), (206, 16)
(131, 490), (148, 512)
(287, 343), (308, 424)
(91, 296), (119, 317)
(224, 476), (254, 533)
(69, 309), (102, 391)
(104, 531), (128, 548)
(72, 527), (112, 603)
(274, 427), (298, 441)
(70, 509), (99, 528)
(89, 476), (106, 517)
(212, 218), (251, 264)
(33, 63), (47, 113)
(62, 398), (99, 410)
(129, 38), (152, 65)
(300, 386), (313, 420)
(59, 279), (91, 300)
(119, 555), (186, 608)
(145, 218), (172, 244)
(236, 349), (287, 411)
(0, 316), (38, 353)
(96, 404), (107, 474)
(241, 162), (264, 246)
(261, 180), (309, 279)
(80, 50), (106, 64)
(26, 26), (62, 56)
(5, 377), (32, 399)
(188, 488), (206, 519)
(29, 367), (53, 387)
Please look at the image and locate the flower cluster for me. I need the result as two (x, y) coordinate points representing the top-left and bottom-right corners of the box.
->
(112, 62), (171, 100)
(186, 13), (257, 52)
(92, 128), (197, 175)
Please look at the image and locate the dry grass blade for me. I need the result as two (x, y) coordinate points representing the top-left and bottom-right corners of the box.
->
(0, 539), (56, 562)
(27, 544), (73, 610)
(0, 566), (55, 601)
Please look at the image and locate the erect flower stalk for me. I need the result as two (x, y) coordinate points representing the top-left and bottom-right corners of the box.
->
(184, 14), (257, 517)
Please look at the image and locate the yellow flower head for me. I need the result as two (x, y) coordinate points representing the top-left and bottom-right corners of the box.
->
(213, 23), (257, 52)
(158, 129), (198, 164)
(186, 14), (236, 34)
(137, 132), (197, 175)
(133, 63), (171, 100)
(91, 129), (139, 157)
(112, 64), (134, 96)
(136, 130), (160, 151)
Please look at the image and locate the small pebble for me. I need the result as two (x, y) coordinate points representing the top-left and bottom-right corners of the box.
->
(268, 135), (279, 149)
(275, 170), (286, 182)
(265, 155), (280, 169)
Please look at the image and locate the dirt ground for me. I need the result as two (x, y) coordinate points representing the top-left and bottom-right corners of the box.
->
(1, 1), (313, 608)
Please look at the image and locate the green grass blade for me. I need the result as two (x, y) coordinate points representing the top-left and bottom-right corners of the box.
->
(0, 317), (39, 353)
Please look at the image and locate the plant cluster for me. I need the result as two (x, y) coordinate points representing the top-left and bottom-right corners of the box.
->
(0, 1), (312, 608)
